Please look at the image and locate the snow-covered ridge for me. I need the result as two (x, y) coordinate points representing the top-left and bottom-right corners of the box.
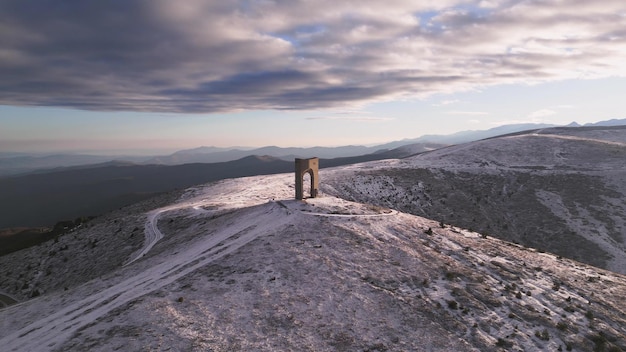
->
(1, 172), (625, 351)
(323, 128), (626, 274)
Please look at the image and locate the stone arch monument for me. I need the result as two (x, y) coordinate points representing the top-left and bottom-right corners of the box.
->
(295, 157), (319, 200)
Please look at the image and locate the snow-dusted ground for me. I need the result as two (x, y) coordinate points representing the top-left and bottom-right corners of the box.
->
(322, 129), (626, 274)
(1, 171), (625, 351)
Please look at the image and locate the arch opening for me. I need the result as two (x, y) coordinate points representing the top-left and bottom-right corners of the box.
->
(302, 171), (312, 198)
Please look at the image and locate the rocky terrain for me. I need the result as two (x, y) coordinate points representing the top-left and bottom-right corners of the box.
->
(1, 168), (625, 351)
(323, 126), (626, 275)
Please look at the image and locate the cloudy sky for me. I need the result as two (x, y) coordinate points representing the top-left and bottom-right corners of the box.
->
(1, 0), (625, 154)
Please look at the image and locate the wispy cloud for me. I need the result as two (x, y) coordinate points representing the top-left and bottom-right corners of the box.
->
(306, 116), (393, 122)
(0, 1), (625, 113)
(528, 109), (557, 119)
(433, 99), (461, 106)
(446, 111), (489, 116)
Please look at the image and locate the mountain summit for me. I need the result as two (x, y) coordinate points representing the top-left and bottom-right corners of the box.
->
(1, 168), (625, 351)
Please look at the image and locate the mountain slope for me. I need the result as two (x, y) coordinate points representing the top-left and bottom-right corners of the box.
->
(1, 174), (625, 351)
(323, 126), (626, 274)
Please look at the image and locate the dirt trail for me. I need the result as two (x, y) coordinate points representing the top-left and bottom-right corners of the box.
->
(0, 202), (290, 351)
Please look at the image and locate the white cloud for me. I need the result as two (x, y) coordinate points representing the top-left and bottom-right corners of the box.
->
(528, 109), (557, 119)
(447, 111), (489, 116)
(0, 0), (625, 112)
(306, 115), (393, 122)
(433, 99), (461, 106)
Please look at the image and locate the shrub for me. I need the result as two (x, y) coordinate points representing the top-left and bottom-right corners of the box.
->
(535, 329), (550, 341)
(564, 305), (576, 313)
(495, 338), (513, 348)
(590, 332), (607, 351)
(444, 271), (460, 281)
(447, 300), (458, 310)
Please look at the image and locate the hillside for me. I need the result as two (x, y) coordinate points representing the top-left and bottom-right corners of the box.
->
(323, 126), (626, 274)
(1, 173), (625, 351)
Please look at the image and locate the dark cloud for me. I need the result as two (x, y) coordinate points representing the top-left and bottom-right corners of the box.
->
(0, 0), (625, 113)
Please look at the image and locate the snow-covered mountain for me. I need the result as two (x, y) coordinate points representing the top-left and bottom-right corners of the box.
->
(324, 125), (626, 275)
(0, 125), (626, 351)
(1, 160), (626, 350)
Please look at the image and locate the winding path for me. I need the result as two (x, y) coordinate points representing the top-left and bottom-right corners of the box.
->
(0, 201), (290, 351)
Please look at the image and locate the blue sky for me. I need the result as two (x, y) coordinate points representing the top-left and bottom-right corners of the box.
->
(1, 0), (625, 154)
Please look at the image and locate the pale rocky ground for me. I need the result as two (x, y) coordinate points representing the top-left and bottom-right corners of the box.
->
(1, 171), (625, 351)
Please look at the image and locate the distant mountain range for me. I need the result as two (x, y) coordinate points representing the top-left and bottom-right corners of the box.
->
(2, 118), (624, 177)
(0, 144), (442, 229)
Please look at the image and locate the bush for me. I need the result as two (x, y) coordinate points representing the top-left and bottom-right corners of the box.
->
(590, 332), (607, 351)
(495, 338), (513, 348)
(447, 300), (458, 310)
(535, 329), (550, 341)
(445, 271), (459, 281)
